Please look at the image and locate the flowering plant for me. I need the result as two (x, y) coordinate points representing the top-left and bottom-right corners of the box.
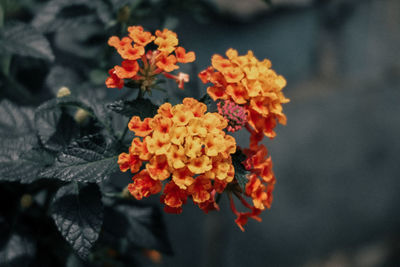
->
(0, 3), (288, 263)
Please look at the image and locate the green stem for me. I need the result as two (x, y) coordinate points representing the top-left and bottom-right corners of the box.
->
(137, 88), (144, 99)
(119, 121), (129, 142)
(1, 54), (11, 76)
(0, 5), (4, 28)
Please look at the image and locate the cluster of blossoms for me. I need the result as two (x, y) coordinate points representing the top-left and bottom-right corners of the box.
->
(217, 100), (247, 132)
(107, 26), (289, 231)
(199, 48), (289, 141)
(106, 26), (195, 91)
(198, 49), (289, 230)
(118, 98), (237, 214)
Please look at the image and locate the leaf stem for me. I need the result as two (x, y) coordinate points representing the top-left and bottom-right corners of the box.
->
(119, 124), (129, 142)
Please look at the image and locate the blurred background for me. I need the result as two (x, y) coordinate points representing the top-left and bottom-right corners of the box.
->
(163, 0), (400, 266)
(1, 0), (399, 266)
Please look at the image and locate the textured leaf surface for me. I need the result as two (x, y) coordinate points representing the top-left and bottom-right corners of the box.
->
(39, 135), (118, 183)
(0, 22), (54, 61)
(232, 150), (250, 192)
(107, 98), (158, 119)
(0, 234), (36, 267)
(0, 148), (54, 183)
(35, 99), (80, 152)
(103, 201), (172, 254)
(0, 100), (53, 183)
(0, 100), (36, 139)
(51, 183), (103, 259)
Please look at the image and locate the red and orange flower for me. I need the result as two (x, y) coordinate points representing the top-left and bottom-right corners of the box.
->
(106, 26), (196, 91)
(118, 98), (236, 214)
(199, 48), (289, 143)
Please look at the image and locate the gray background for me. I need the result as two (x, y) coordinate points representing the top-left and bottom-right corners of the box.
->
(156, 0), (400, 266)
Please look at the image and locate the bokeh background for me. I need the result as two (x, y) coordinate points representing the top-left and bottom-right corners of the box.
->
(1, 0), (399, 266)
(162, 0), (400, 266)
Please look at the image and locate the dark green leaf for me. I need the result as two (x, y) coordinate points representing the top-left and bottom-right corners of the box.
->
(0, 234), (36, 267)
(35, 98), (80, 152)
(45, 65), (82, 96)
(103, 201), (172, 254)
(0, 100), (36, 139)
(39, 135), (118, 183)
(107, 98), (158, 119)
(0, 100), (52, 184)
(232, 149), (250, 192)
(0, 22), (54, 61)
(0, 148), (54, 183)
(45, 95), (113, 136)
(51, 183), (103, 259)
(32, 0), (106, 33)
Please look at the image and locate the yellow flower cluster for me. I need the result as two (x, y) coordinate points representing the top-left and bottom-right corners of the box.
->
(118, 98), (237, 213)
(199, 48), (289, 140)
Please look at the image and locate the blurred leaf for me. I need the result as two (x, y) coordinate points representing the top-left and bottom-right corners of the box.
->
(0, 99), (35, 139)
(54, 23), (105, 59)
(0, 234), (36, 267)
(51, 183), (103, 259)
(232, 149), (249, 192)
(39, 135), (118, 183)
(32, 0), (112, 33)
(0, 22), (54, 61)
(0, 148), (54, 183)
(45, 65), (82, 96)
(107, 98), (158, 119)
(103, 201), (172, 254)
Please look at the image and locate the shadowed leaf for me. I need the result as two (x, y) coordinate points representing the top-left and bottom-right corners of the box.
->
(51, 183), (103, 259)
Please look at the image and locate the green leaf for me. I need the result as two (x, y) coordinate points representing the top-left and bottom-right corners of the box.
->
(45, 65), (82, 96)
(46, 95), (114, 137)
(39, 135), (118, 183)
(103, 201), (172, 254)
(232, 149), (250, 192)
(0, 148), (54, 183)
(0, 234), (36, 266)
(0, 22), (54, 61)
(0, 100), (53, 184)
(0, 99), (36, 139)
(51, 183), (103, 259)
(107, 98), (158, 119)
(35, 98), (80, 152)
(32, 0), (107, 33)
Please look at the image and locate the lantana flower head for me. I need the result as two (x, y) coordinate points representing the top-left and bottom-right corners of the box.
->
(118, 98), (237, 213)
(106, 26), (196, 92)
(199, 48), (289, 144)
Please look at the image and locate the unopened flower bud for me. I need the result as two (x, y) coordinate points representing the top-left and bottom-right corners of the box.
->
(56, 86), (71, 98)
(74, 108), (90, 125)
(20, 194), (33, 209)
(117, 6), (131, 23)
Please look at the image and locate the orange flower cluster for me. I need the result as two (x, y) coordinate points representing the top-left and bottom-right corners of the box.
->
(106, 26), (195, 91)
(198, 49), (288, 231)
(118, 98), (237, 214)
(199, 48), (289, 141)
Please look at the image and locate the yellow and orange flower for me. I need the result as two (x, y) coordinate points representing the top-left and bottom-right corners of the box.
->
(106, 26), (196, 91)
(199, 48), (289, 144)
(118, 98), (237, 214)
